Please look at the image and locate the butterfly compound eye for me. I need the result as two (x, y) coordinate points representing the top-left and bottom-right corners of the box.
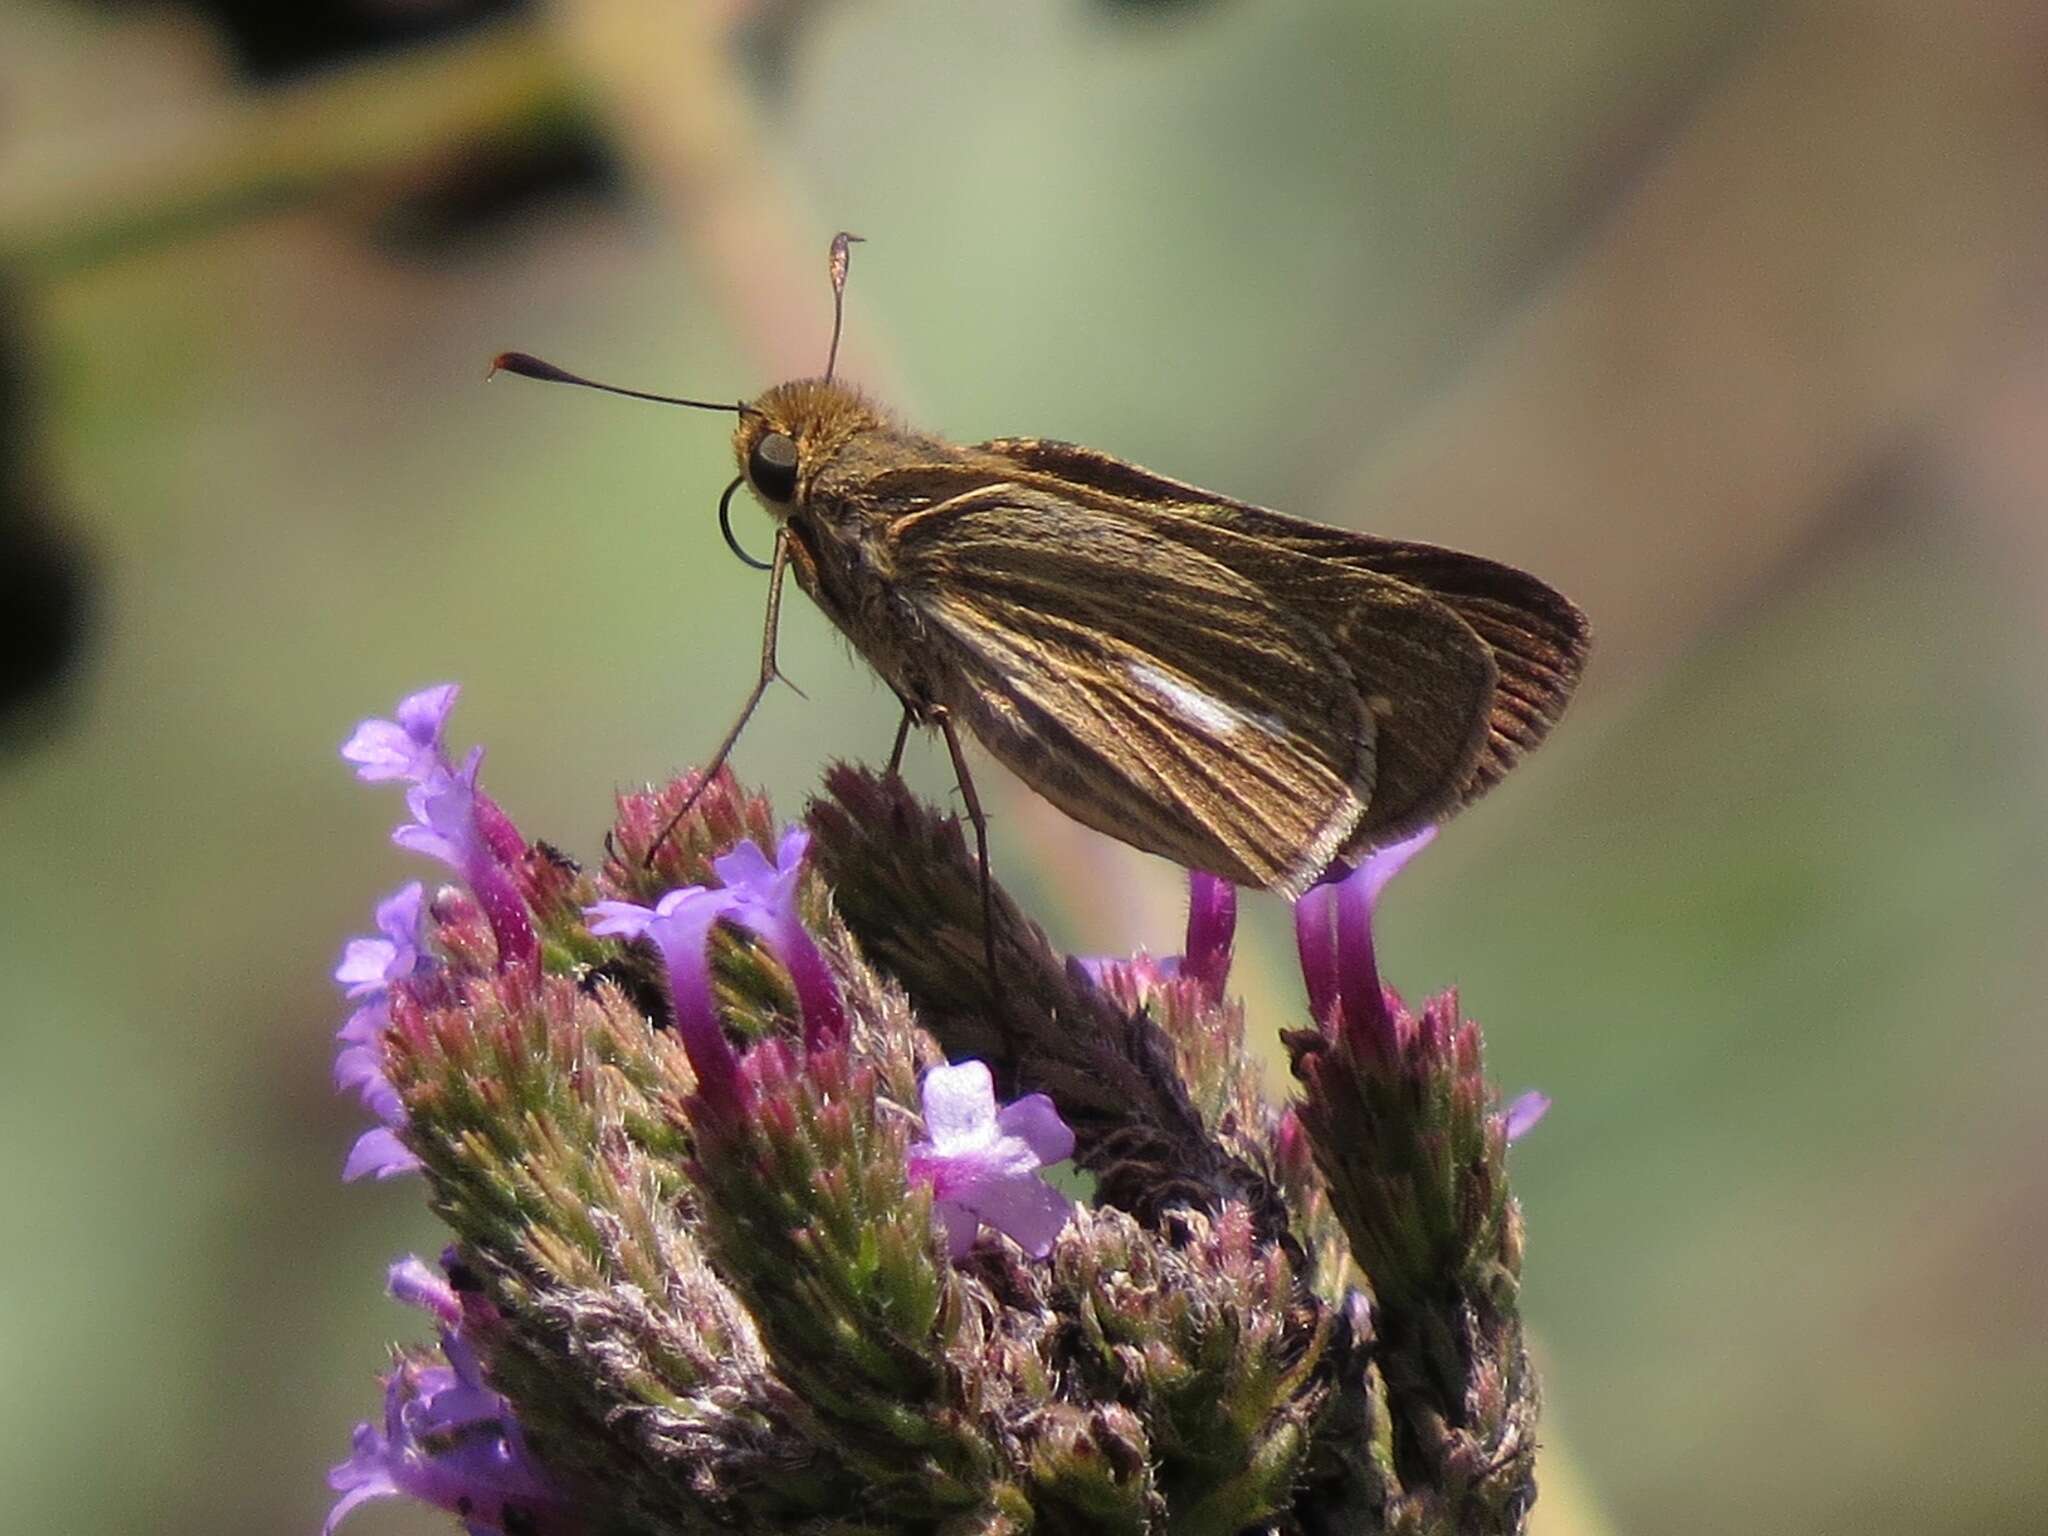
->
(749, 432), (800, 502)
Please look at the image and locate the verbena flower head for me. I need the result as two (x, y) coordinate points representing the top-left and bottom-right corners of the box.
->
(321, 691), (1553, 1535)
(1283, 824), (1548, 1529)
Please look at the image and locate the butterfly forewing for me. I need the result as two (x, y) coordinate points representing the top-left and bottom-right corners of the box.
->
(975, 436), (1589, 834)
(889, 487), (1380, 892)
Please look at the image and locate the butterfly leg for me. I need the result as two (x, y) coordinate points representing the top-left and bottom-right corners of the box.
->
(932, 704), (999, 989)
(646, 528), (795, 865)
(885, 703), (915, 777)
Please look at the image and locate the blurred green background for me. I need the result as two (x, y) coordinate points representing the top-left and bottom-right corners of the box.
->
(4, 2), (2046, 1533)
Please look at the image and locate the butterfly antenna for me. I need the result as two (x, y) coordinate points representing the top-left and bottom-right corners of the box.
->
(824, 231), (864, 382)
(488, 351), (751, 415)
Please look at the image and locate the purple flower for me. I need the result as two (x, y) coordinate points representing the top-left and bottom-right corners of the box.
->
(712, 827), (846, 1046)
(341, 684), (460, 784)
(385, 1253), (462, 1324)
(586, 886), (744, 1116)
(907, 1060), (1075, 1260)
(395, 750), (538, 971)
(339, 1127), (418, 1184)
(1075, 949), (1172, 992)
(326, 1255), (571, 1536)
(343, 686), (537, 972)
(1503, 1090), (1551, 1143)
(1077, 869), (1237, 1000)
(1179, 871), (1237, 1001)
(335, 883), (427, 1000)
(332, 883), (431, 1182)
(1294, 826), (1437, 1057)
(585, 828), (847, 1112)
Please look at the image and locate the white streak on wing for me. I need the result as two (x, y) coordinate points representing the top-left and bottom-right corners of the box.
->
(1127, 661), (1274, 739)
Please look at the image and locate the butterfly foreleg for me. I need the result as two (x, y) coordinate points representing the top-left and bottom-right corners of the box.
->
(931, 704), (1000, 990)
(647, 527), (799, 865)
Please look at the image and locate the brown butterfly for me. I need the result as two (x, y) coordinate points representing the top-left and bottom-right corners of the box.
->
(495, 235), (1587, 926)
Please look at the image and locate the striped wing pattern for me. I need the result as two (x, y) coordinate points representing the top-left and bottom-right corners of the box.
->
(972, 438), (1590, 835)
(890, 489), (1379, 893)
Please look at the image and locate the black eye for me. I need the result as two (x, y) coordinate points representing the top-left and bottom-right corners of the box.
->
(749, 432), (800, 502)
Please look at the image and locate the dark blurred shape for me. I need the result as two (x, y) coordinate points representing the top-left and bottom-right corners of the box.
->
(87, 0), (625, 259)
(371, 124), (626, 256)
(0, 518), (91, 740)
(95, 0), (533, 82)
(0, 294), (94, 750)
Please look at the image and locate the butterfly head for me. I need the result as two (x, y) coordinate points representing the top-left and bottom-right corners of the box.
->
(734, 378), (886, 514)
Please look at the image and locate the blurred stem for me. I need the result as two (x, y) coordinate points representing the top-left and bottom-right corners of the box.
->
(0, 22), (580, 275)
(538, 0), (901, 388)
(1940, 311), (2048, 676)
